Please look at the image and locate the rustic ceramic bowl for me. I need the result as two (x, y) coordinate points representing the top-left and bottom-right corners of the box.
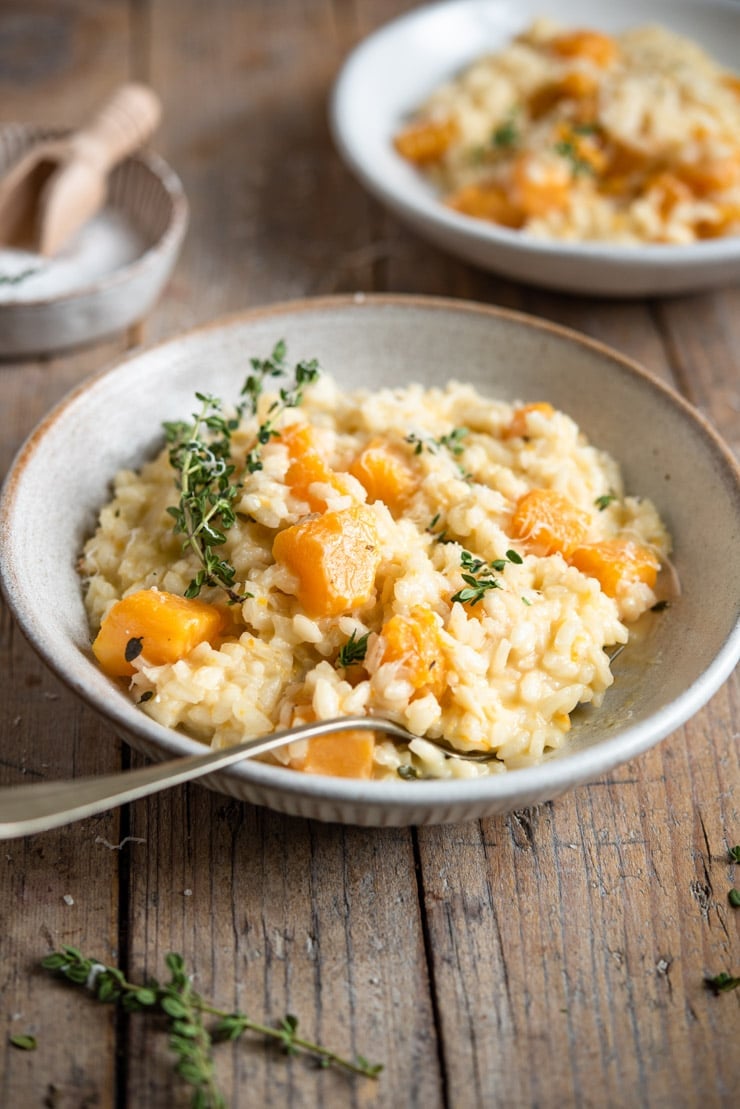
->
(330, 0), (740, 296)
(1, 296), (738, 825)
(0, 124), (188, 357)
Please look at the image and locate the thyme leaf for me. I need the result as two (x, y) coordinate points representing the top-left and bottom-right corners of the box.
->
(451, 548), (521, 606)
(337, 630), (370, 668)
(554, 138), (595, 176)
(595, 493), (617, 511)
(705, 971), (740, 995)
(41, 946), (382, 1105)
(404, 427), (468, 459)
(492, 117), (519, 149)
(9, 1034), (37, 1051)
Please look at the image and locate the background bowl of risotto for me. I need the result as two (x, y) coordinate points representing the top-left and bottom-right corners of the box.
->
(0, 295), (738, 825)
(330, 0), (740, 296)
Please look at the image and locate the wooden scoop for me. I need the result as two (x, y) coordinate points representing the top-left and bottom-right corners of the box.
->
(0, 83), (162, 257)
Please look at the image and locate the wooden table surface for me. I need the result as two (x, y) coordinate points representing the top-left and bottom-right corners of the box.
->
(1, 3), (738, 1106)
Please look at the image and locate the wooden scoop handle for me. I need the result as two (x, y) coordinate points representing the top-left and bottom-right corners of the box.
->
(69, 83), (162, 172)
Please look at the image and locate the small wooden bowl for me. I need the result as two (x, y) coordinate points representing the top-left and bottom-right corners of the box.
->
(0, 124), (188, 357)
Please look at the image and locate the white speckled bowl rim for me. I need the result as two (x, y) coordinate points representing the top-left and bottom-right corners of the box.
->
(330, 0), (740, 296)
(1, 295), (738, 825)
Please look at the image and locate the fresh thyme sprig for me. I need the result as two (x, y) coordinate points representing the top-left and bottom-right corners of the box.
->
(41, 946), (382, 1107)
(164, 341), (321, 601)
(404, 426), (468, 458)
(242, 344), (320, 474)
(451, 548), (523, 606)
(337, 630), (370, 668)
(165, 393), (245, 603)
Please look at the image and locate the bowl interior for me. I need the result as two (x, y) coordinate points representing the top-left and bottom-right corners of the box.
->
(1, 297), (738, 818)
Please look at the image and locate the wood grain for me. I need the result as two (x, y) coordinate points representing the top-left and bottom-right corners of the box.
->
(0, 1), (738, 1107)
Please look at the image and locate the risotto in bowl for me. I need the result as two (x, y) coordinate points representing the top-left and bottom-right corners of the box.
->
(1, 296), (738, 824)
(330, 0), (740, 294)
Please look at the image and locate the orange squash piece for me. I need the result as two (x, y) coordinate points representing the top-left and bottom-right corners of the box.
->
(511, 154), (571, 218)
(447, 181), (524, 228)
(394, 117), (457, 164)
(568, 539), (660, 597)
(380, 606), (446, 699)
(503, 402), (555, 439)
(285, 451), (353, 513)
(92, 589), (223, 678)
(510, 489), (589, 557)
(550, 29), (619, 67)
(529, 71), (599, 119)
(645, 171), (693, 218)
(696, 202), (740, 239)
(349, 438), (416, 512)
(676, 154), (740, 197)
(291, 729), (376, 779)
(272, 504), (380, 616)
(277, 422), (353, 512)
(276, 422), (317, 459)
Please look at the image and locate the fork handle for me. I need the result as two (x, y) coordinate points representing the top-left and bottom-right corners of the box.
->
(0, 717), (386, 840)
(68, 83), (162, 172)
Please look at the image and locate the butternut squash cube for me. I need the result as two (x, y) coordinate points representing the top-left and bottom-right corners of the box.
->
(92, 589), (223, 678)
(394, 117), (457, 165)
(510, 489), (589, 557)
(380, 606), (447, 699)
(503, 402), (555, 439)
(272, 505), (380, 616)
(349, 438), (416, 512)
(291, 730), (376, 779)
(569, 540), (660, 597)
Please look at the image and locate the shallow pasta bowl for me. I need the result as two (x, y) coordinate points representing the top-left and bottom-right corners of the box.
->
(330, 0), (740, 296)
(0, 295), (738, 826)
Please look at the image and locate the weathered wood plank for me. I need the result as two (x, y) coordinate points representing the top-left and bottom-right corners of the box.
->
(1, 1), (738, 1107)
(0, 3), (136, 1106)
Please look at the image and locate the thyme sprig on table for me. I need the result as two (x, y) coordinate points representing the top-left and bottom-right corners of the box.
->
(41, 946), (382, 1108)
(164, 341), (320, 602)
(451, 548), (523, 606)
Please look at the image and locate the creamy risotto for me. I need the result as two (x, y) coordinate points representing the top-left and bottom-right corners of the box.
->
(394, 20), (740, 244)
(80, 346), (671, 781)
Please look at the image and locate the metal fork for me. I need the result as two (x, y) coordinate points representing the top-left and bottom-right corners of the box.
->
(0, 716), (498, 839)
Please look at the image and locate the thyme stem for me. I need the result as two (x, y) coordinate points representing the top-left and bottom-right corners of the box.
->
(41, 945), (382, 1105)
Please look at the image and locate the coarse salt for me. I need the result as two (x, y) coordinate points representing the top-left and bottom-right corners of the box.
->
(0, 207), (146, 303)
